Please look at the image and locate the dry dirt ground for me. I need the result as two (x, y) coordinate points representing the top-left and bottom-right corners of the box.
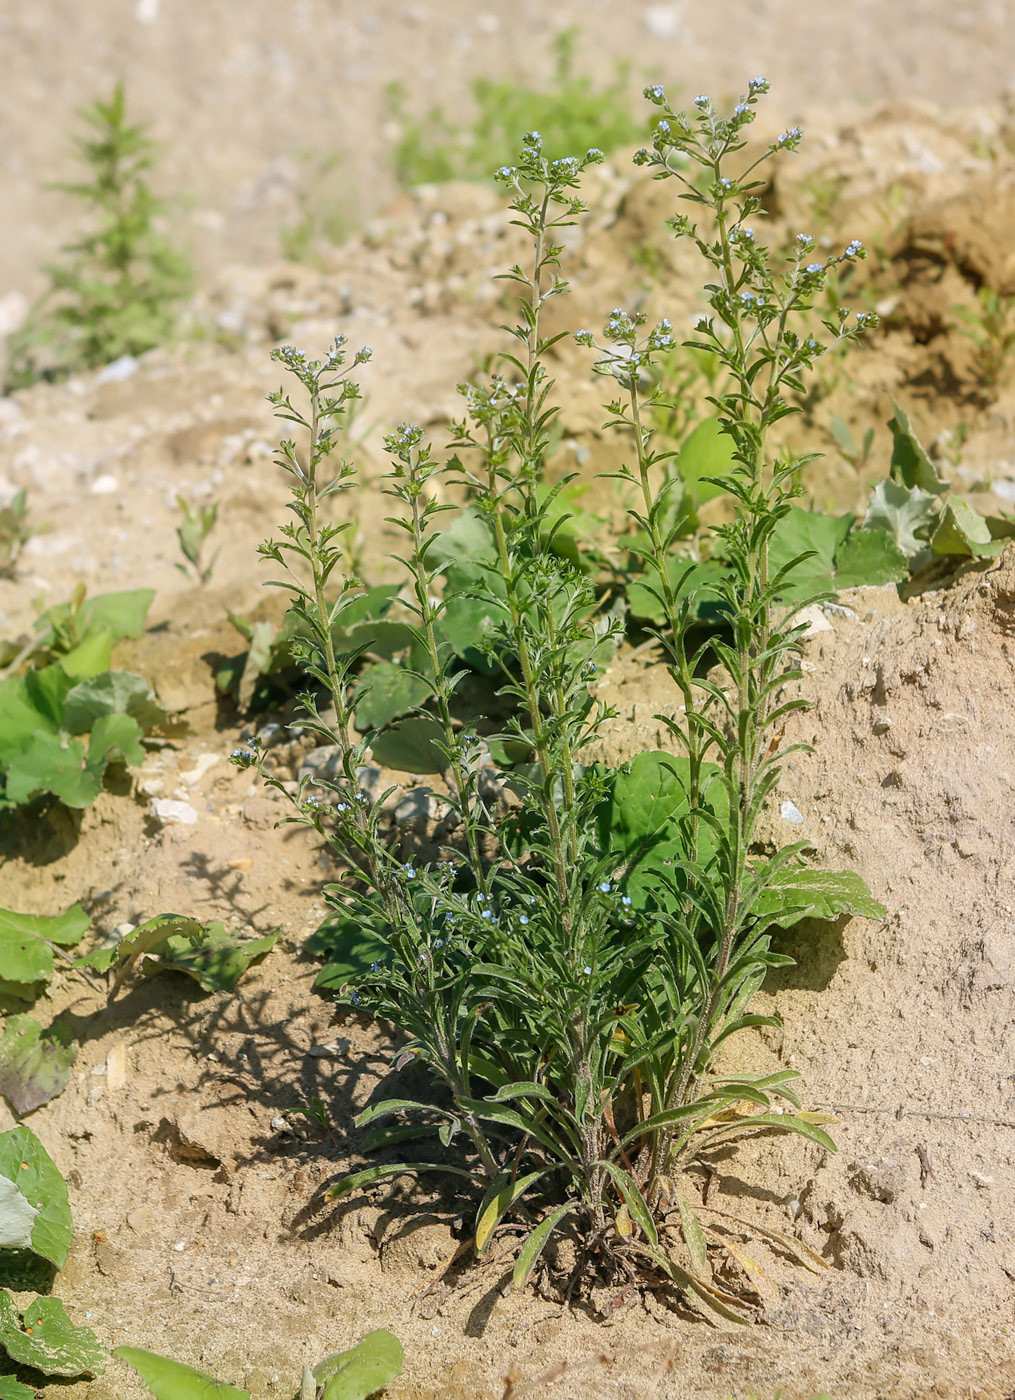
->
(3, 58), (1015, 1400)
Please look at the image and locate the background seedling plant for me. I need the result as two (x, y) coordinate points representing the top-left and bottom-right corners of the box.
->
(6, 82), (192, 388)
(174, 493), (219, 584)
(235, 81), (884, 1319)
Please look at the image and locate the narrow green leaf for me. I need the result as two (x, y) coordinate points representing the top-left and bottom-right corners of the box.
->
(511, 1203), (572, 1290)
(114, 1346), (249, 1399)
(676, 1196), (710, 1277)
(327, 1162), (477, 1201)
(475, 1170), (545, 1256)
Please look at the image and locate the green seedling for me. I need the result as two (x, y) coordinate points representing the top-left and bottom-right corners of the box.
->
(827, 414), (874, 473)
(280, 151), (356, 264)
(953, 286), (1015, 397)
(83, 913), (278, 997)
(233, 81), (887, 1322)
(0, 491), (31, 580)
(290, 1096), (343, 1152)
(7, 83), (192, 387)
(175, 494), (219, 585)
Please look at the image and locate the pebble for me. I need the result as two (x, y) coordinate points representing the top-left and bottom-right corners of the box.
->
(178, 753), (219, 785)
(90, 474), (120, 495)
(95, 354), (139, 384)
(308, 1038), (350, 1057)
(780, 800), (805, 824)
(149, 797), (199, 826)
(795, 604), (834, 638)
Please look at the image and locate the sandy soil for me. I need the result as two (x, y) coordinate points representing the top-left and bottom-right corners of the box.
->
(2, 26), (1015, 1400)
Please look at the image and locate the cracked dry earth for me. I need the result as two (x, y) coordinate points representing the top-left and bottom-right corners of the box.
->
(3, 103), (1015, 1400)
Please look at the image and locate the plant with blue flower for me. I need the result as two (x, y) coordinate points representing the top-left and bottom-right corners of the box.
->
(234, 81), (885, 1319)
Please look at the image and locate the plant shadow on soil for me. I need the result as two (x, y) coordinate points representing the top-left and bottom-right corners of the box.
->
(763, 914), (848, 993)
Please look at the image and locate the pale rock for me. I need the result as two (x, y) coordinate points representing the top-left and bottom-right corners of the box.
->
(95, 354), (139, 385)
(150, 798), (199, 826)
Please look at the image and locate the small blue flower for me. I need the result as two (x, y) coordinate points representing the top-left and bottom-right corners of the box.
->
(434, 939), (443, 949)
(598, 882), (611, 893)
(519, 915), (529, 925)
(734, 103), (748, 115)
(402, 864), (416, 879)
(481, 909), (492, 920)
(845, 239), (863, 256)
(370, 962), (380, 973)
(583, 966), (592, 975)
(806, 263), (823, 273)
(621, 896), (632, 907)
(644, 84), (666, 103)
(693, 94), (709, 107)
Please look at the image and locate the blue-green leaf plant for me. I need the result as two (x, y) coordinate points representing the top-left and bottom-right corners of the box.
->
(234, 83), (884, 1322)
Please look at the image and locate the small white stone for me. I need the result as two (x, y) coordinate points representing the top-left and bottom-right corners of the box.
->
(795, 604), (834, 638)
(179, 753), (219, 786)
(780, 800), (805, 824)
(308, 1038), (350, 1058)
(90, 474), (119, 495)
(95, 354), (139, 384)
(0, 291), (28, 337)
(150, 797), (199, 826)
(643, 4), (687, 38)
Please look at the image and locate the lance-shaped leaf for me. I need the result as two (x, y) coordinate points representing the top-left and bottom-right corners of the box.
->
(0, 1294), (106, 1377)
(511, 1203), (573, 1290)
(0, 1016), (78, 1115)
(114, 1347), (249, 1399)
(475, 1171), (546, 1255)
(0, 1125), (73, 1268)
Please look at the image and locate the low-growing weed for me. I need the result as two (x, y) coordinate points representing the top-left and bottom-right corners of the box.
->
(388, 27), (643, 187)
(235, 80), (887, 1320)
(0, 587), (172, 809)
(6, 83), (192, 388)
